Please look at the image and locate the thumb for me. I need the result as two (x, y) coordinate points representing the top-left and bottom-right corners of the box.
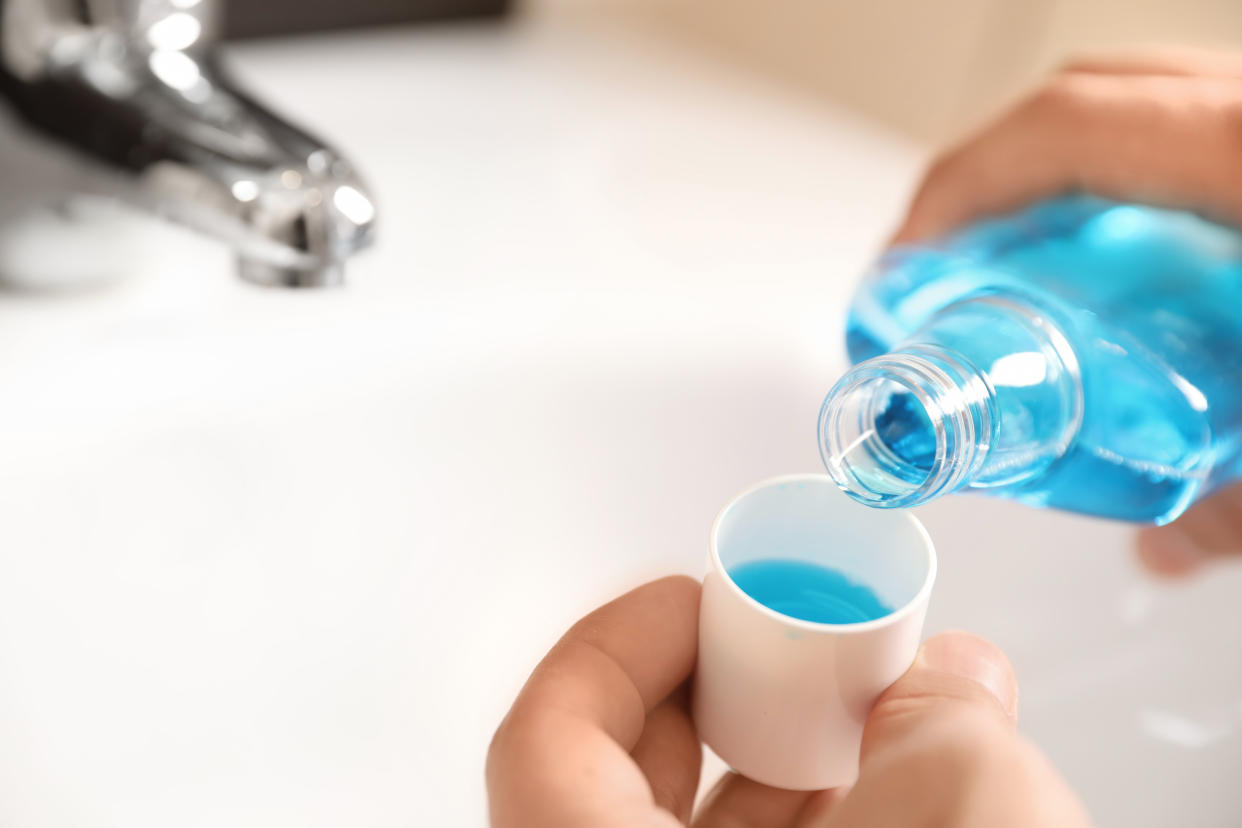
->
(866, 630), (1019, 746)
(1136, 482), (1242, 576)
(819, 632), (1090, 828)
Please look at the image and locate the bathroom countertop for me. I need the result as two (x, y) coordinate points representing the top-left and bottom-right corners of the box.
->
(0, 18), (1238, 828)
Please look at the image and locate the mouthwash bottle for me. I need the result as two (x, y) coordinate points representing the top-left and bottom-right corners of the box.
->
(818, 196), (1242, 525)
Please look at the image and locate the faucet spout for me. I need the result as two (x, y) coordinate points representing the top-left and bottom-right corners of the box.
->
(0, 0), (376, 287)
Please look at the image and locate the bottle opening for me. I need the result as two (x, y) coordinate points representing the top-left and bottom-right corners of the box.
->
(818, 352), (992, 508)
(872, 386), (938, 471)
(820, 374), (941, 505)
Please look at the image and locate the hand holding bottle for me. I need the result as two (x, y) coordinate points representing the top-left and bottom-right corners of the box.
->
(892, 48), (1242, 243)
(884, 48), (1242, 569)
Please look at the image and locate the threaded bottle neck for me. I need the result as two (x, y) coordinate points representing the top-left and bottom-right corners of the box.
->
(818, 345), (997, 508)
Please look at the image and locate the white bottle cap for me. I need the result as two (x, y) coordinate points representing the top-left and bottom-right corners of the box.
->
(693, 474), (936, 790)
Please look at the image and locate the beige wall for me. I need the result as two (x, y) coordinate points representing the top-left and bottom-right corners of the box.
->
(530, 0), (1242, 142)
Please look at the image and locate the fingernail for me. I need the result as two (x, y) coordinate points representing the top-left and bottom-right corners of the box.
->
(1137, 528), (1206, 576)
(916, 632), (1019, 720)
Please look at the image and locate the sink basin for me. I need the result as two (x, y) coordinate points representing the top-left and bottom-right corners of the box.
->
(0, 18), (1237, 828)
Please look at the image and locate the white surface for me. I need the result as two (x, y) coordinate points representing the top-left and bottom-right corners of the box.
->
(0, 18), (1239, 828)
(695, 475), (932, 790)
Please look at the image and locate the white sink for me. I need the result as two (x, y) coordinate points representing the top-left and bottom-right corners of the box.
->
(0, 18), (1238, 828)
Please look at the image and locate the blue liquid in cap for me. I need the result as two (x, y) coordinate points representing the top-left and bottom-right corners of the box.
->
(728, 559), (892, 624)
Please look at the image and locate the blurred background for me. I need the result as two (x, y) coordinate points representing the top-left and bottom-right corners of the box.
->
(223, 0), (511, 38)
(230, 0), (1242, 141)
(528, 0), (1242, 140)
(1, 1), (1241, 827)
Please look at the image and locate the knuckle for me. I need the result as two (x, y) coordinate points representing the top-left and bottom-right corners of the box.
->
(869, 692), (997, 734)
(1053, 54), (1095, 75)
(485, 708), (552, 784)
(1052, 49), (1137, 76)
(1018, 73), (1091, 123)
(922, 152), (960, 185)
(486, 704), (541, 766)
(914, 149), (968, 200)
(1220, 94), (1242, 144)
(485, 714), (514, 774)
(1204, 93), (1242, 209)
(865, 699), (1018, 775)
(875, 668), (1013, 719)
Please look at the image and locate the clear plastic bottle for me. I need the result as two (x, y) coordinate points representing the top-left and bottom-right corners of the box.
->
(818, 196), (1242, 524)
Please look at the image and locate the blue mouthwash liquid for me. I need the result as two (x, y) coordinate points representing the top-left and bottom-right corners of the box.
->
(819, 196), (1242, 524)
(728, 559), (892, 623)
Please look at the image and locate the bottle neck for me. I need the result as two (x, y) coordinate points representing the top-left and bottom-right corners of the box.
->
(819, 346), (996, 507)
(820, 295), (1082, 508)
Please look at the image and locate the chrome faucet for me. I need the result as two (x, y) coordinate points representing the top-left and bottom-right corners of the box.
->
(0, 0), (376, 287)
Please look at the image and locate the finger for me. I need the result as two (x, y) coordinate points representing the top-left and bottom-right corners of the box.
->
(507, 574), (701, 749)
(488, 576), (701, 828)
(891, 72), (1242, 243)
(1136, 483), (1242, 576)
(691, 772), (817, 828)
(864, 631), (1019, 748)
(631, 686), (702, 824)
(1062, 47), (1242, 79)
(818, 632), (1090, 827)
